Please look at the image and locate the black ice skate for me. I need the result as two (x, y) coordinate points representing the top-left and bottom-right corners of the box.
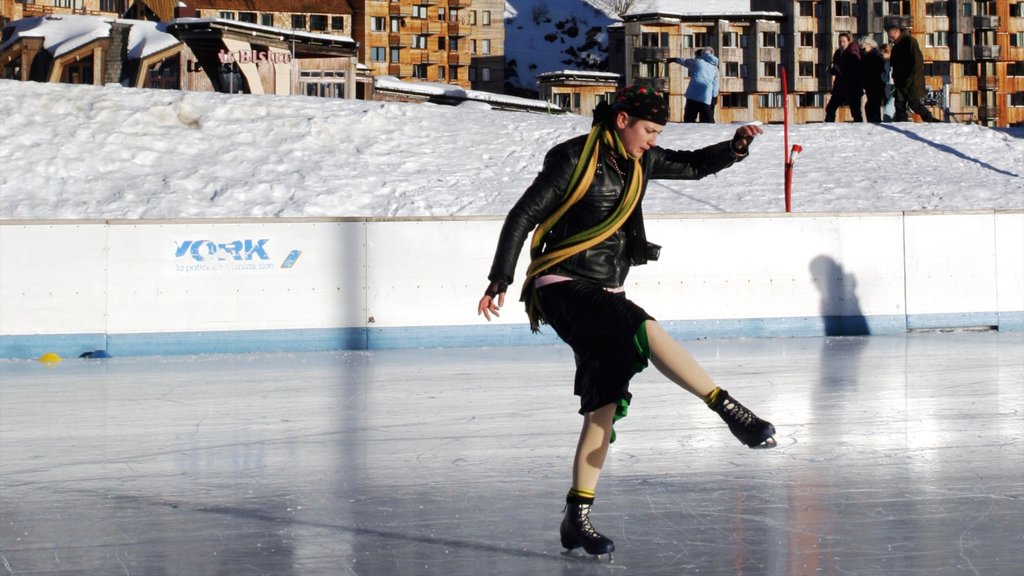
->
(560, 499), (614, 557)
(708, 388), (777, 448)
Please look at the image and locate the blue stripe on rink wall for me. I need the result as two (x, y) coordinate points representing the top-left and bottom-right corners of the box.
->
(1, 312), (1018, 359)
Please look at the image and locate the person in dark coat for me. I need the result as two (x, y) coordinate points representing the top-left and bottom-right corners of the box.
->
(824, 33), (864, 122)
(886, 23), (940, 122)
(476, 84), (777, 557)
(858, 36), (887, 123)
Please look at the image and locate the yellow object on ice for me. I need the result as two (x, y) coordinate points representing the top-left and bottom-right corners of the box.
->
(38, 352), (62, 364)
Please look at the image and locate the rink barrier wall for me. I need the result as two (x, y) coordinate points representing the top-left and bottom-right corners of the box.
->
(0, 211), (1021, 359)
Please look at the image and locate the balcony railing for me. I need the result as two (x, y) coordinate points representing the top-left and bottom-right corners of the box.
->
(632, 76), (667, 91)
(633, 46), (669, 62)
(389, 32), (412, 47)
(448, 0), (472, 8)
(388, 62), (412, 77)
(388, 3), (410, 16)
(973, 45), (999, 60)
(447, 21), (468, 36)
(977, 106), (998, 122)
(979, 76), (998, 91)
(973, 15), (999, 29)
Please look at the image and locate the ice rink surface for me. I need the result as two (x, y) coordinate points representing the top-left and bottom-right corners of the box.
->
(1, 330), (1022, 575)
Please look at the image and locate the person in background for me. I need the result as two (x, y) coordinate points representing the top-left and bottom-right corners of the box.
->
(824, 32), (864, 122)
(477, 84), (776, 558)
(881, 43), (896, 121)
(886, 23), (940, 123)
(669, 48), (720, 123)
(858, 36), (887, 123)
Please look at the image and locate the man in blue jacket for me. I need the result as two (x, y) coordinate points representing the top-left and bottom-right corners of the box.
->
(670, 48), (720, 123)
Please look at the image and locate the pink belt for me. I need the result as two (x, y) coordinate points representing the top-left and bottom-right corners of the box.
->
(533, 274), (625, 293)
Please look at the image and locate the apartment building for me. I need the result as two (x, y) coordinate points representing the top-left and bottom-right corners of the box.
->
(609, 10), (786, 124)
(747, 0), (1023, 126)
(606, 1), (1022, 126)
(3, 0), (503, 94)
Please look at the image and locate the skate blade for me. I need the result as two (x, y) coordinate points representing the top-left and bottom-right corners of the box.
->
(561, 549), (614, 562)
(750, 436), (777, 449)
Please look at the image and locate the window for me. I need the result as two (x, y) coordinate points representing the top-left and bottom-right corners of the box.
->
(799, 1), (814, 16)
(449, 37), (459, 51)
(694, 33), (710, 47)
(261, 14), (273, 26)
(926, 31), (948, 47)
(1011, 3), (1024, 17)
(798, 61), (816, 77)
(759, 93), (784, 108)
(800, 32), (815, 47)
(438, 7), (445, 20)
(469, 67), (477, 82)
(438, 37), (446, 51)
(238, 12), (256, 23)
(874, 1), (883, 16)
(1012, 32), (1024, 47)
(1007, 62), (1024, 76)
(413, 35), (428, 49)
(641, 32), (669, 47)
(449, 66), (458, 80)
(332, 16), (344, 30)
(390, 48), (401, 61)
(925, 2), (949, 16)
(924, 61), (949, 76)
(720, 93), (748, 107)
(797, 92), (824, 107)
(371, 17), (386, 31)
(412, 64), (428, 79)
(391, 18), (401, 32)
(291, 15), (306, 29)
(471, 39), (477, 54)
(722, 32), (738, 47)
(725, 62), (740, 77)
(469, 10), (477, 25)
(100, 0), (127, 12)
(219, 11), (235, 20)
(482, 10), (491, 25)
(962, 91), (977, 106)
(438, 66), (446, 80)
(481, 39), (491, 55)
(481, 68), (490, 82)
(887, 0), (909, 13)
(964, 33), (972, 46)
(412, 5), (427, 19)
(835, 1), (852, 17)
(310, 14), (328, 31)
(763, 61), (778, 77)
(1010, 92), (1024, 106)
(762, 32), (777, 47)
(371, 47), (387, 62)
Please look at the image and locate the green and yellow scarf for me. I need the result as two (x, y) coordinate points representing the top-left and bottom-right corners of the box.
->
(522, 124), (644, 332)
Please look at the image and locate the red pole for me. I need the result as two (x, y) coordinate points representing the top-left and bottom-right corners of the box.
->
(783, 66), (792, 213)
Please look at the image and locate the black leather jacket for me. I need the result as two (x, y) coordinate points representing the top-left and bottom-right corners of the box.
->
(488, 135), (746, 289)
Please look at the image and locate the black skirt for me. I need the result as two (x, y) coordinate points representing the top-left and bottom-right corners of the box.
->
(534, 280), (654, 414)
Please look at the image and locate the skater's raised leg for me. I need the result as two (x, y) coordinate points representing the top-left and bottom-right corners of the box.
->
(561, 403), (615, 555)
(644, 321), (776, 448)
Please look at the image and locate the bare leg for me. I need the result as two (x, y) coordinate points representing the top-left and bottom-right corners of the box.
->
(645, 320), (716, 399)
(572, 402), (616, 491)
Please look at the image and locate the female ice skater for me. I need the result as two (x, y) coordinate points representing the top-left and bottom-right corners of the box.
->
(476, 84), (777, 557)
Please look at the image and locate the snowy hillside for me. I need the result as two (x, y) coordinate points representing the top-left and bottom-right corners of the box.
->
(0, 80), (1021, 220)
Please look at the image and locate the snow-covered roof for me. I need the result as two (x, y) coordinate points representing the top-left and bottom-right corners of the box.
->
(374, 76), (563, 113)
(1, 15), (180, 60)
(537, 70), (619, 79)
(168, 17), (355, 45)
